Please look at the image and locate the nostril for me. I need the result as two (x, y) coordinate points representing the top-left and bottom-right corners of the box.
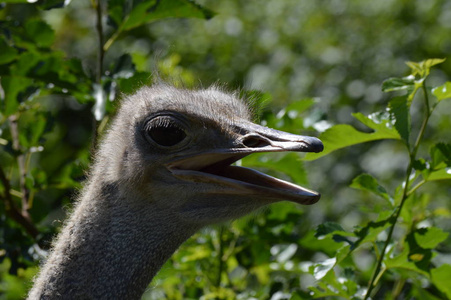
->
(241, 134), (271, 148)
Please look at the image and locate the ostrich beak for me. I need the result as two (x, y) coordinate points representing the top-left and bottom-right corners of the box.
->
(168, 122), (323, 205)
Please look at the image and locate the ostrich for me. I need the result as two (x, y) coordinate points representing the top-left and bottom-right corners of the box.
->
(28, 84), (323, 299)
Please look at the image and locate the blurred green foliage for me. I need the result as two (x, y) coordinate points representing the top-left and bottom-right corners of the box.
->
(1, 0), (451, 299)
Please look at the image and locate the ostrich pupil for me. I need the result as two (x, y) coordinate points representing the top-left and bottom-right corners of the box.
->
(149, 124), (186, 146)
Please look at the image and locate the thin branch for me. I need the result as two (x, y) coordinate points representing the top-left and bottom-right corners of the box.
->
(9, 115), (30, 216)
(103, 26), (124, 52)
(0, 165), (39, 240)
(94, 0), (104, 85)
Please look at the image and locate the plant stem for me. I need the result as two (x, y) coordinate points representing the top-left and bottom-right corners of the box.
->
(8, 115), (30, 216)
(94, 0), (104, 86)
(364, 80), (431, 300)
(103, 26), (124, 52)
(407, 179), (426, 197)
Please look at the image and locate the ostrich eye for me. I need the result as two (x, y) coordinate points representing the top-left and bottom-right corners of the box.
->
(145, 116), (187, 147)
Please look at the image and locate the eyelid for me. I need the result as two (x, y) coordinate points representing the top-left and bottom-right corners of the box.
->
(147, 116), (183, 129)
(143, 113), (189, 130)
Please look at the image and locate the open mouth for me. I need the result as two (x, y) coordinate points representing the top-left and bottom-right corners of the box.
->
(167, 151), (320, 205)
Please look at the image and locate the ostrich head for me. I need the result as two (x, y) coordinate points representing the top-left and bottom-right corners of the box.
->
(95, 84), (323, 225)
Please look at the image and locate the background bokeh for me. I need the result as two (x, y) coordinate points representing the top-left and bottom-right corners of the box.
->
(1, 0), (450, 299)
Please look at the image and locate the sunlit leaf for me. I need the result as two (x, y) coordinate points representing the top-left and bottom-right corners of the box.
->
(353, 112), (399, 137)
(431, 264), (451, 299)
(311, 257), (336, 280)
(350, 173), (393, 206)
(388, 96), (410, 145)
(427, 168), (451, 181)
(432, 82), (451, 102)
(271, 244), (298, 263)
(382, 76), (415, 92)
(406, 58), (446, 78)
(308, 268), (353, 298)
(305, 112), (400, 160)
(414, 227), (449, 249)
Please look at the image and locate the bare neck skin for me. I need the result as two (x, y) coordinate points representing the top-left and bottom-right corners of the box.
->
(28, 181), (198, 299)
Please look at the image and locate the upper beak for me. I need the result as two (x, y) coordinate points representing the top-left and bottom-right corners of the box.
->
(167, 122), (324, 205)
(235, 121), (324, 153)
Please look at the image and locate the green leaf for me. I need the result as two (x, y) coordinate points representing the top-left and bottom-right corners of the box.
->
(406, 58), (446, 78)
(427, 168), (451, 181)
(18, 112), (47, 147)
(384, 229), (433, 277)
(432, 82), (451, 102)
(352, 211), (394, 250)
(285, 98), (316, 115)
(414, 227), (449, 249)
(0, 76), (34, 116)
(430, 143), (451, 169)
(117, 71), (152, 94)
(350, 173), (393, 206)
(315, 222), (345, 238)
(308, 267), (354, 298)
(431, 264), (451, 299)
(121, 0), (215, 31)
(299, 231), (344, 257)
(25, 19), (55, 48)
(311, 257), (336, 280)
(384, 246), (430, 277)
(388, 96), (410, 144)
(382, 76), (415, 92)
(353, 112), (399, 137)
(305, 112), (400, 160)
(412, 159), (427, 171)
(0, 38), (18, 64)
(315, 222), (354, 246)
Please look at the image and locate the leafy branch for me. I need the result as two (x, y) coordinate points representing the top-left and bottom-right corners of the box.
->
(306, 59), (451, 299)
(364, 74), (434, 299)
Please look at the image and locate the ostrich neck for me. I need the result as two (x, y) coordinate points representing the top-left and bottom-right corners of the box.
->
(28, 181), (198, 299)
